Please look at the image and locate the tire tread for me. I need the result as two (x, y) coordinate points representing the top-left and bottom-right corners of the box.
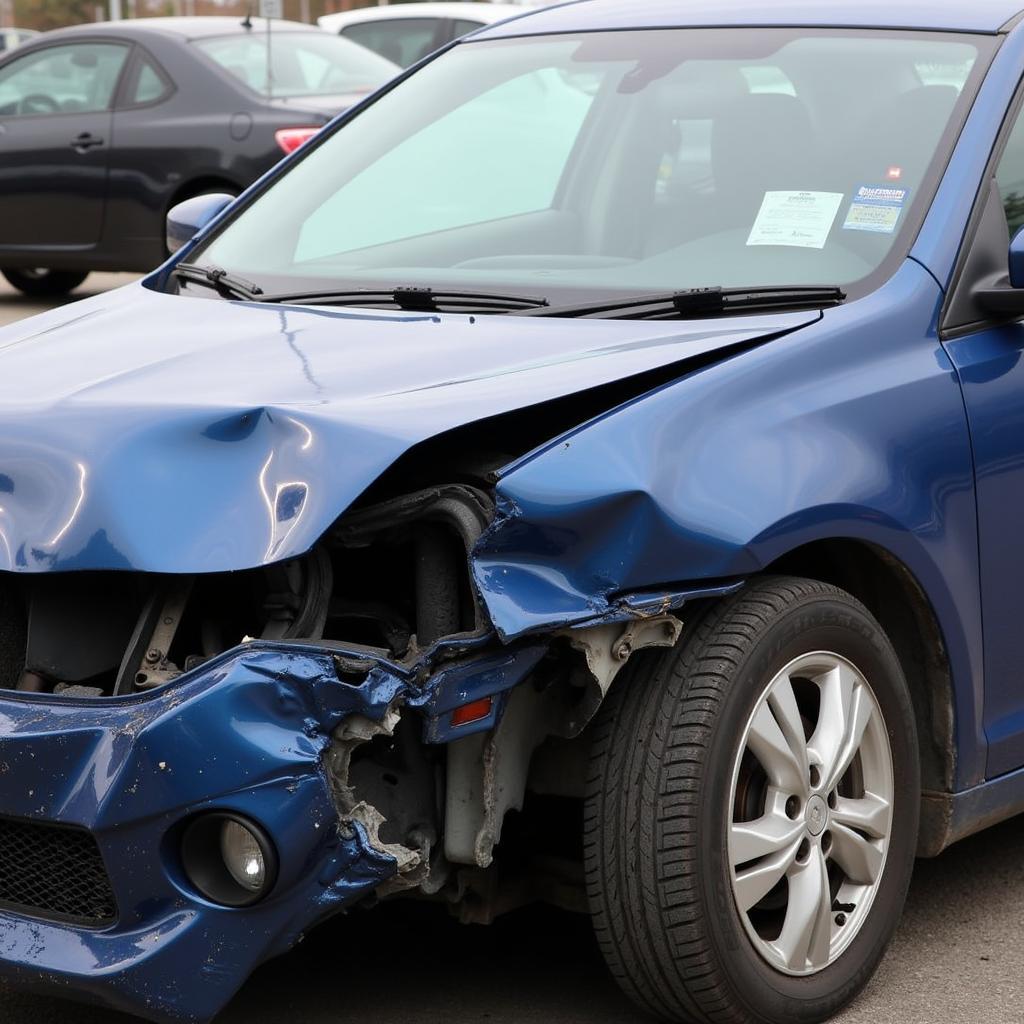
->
(584, 576), (890, 1024)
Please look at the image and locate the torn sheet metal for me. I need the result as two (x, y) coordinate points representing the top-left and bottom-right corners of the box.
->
(469, 265), (975, 660)
(0, 635), (553, 1023)
(557, 613), (683, 700)
(0, 643), (405, 1022)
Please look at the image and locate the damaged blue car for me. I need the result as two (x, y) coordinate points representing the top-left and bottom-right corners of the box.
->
(7, 0), (1024, 1021)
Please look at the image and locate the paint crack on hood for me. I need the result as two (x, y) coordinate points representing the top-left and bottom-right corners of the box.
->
(0, 282), (820, 575)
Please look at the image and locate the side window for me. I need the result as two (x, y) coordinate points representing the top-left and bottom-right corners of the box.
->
(341, 19), (442, 69)
(0, 42), (128, 117)
(997, 108), (1024, 239)
(128, 57), (171, 106)
(295, 66), (599, 260)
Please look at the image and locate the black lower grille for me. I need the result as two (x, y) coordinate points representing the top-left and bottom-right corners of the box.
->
(0, 817), (117, 925)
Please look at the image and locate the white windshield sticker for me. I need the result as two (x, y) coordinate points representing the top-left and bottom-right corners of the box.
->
(842, 184), (911, 234)
(746, 191), (845, 249)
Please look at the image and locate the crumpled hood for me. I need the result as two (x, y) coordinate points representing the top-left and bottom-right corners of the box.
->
(0, 283), (818, 573)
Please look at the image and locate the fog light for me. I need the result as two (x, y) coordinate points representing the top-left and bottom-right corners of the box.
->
(220, 820), (267, 893)
(181, 813), (277, 907)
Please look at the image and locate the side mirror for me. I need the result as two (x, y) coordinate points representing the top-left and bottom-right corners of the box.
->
(1010, 224), (1024, 288)
(975, 225), (1024, 317)
(166, 193), (235, 255)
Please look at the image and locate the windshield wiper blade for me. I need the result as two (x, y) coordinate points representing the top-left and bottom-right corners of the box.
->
(173, 262), (264, 302)
(510, 285), (845, 319)
(258, 286), (548, 313)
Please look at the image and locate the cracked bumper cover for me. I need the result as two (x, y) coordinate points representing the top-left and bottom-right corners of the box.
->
(0, 640), (541, 1024)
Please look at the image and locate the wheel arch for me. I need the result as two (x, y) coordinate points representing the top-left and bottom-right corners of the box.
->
(761, 538), (959, 854)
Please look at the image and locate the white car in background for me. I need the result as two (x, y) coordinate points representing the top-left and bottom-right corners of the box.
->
(0, 29), (38, 52)
(317, 3), (532, 68)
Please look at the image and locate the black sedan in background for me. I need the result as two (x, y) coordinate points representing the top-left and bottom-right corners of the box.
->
(0, 17), (397, 295)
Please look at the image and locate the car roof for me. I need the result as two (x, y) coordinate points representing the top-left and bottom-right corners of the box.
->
(319, 3), (530, 29)
(38, 16), (323, 42)
(475, 0), (1024, 38)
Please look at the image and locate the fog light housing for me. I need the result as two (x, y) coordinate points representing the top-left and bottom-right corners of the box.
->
(221, 819), (267, 893)
(182, 813), (278, 907)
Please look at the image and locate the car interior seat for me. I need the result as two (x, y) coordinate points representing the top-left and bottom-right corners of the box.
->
(644, 91), (819, 255)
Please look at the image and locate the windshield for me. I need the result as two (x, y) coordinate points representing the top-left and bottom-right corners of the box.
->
(194, 31), (398, 98)
(190, 28), (991, 306)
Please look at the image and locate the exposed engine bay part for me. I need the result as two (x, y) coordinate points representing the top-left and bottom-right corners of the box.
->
(415, 523), (462, 645)
(260, 546), (334, 641)
(555, 614), (683, 730)
(116, 576), (194, 693)
(0, 473), (694, 927)
(326, 709), (432, 887)
(333, 483), (494, 644)
(22, 574), (140, 688)
(4, 485), (491, 697)
(0, 577), (26, 691)
(335, 483), (492, 552)
(318, 643), (552, 893)
(444, 616), (684, 869)
(445, 683), (563, 868)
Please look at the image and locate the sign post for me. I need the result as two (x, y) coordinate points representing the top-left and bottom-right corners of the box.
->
(259, 0), (282, 99)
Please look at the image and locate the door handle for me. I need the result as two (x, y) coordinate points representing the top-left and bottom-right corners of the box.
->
(70, 132), (104, 154)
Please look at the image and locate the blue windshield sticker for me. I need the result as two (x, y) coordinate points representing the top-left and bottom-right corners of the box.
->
(842, 185), (911, 234)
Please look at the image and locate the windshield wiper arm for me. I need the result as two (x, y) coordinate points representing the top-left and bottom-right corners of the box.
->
(510, 285), (845, 319)
(172, 262), (264, 302)
(258, 286), (548, 313)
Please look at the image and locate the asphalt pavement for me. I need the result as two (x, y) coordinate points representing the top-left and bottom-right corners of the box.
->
(0, 275), (1021, 1024)
(0, 271), (140, 326)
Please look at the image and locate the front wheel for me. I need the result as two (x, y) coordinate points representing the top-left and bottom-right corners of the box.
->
(2, 268), (89, 297)
(585, 576), (919, 1024)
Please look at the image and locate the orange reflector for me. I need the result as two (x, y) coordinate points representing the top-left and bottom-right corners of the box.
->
(450, 696), (493, 728)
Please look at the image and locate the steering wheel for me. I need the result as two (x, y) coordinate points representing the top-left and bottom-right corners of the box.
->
(18, 93), (60, 115)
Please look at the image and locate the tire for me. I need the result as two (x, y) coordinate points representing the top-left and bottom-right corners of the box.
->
(584, 576), (919, 1024)
(2, 268), (89, 297)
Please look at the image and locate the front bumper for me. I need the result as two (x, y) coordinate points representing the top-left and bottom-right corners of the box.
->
(0, 644), (405, 1023)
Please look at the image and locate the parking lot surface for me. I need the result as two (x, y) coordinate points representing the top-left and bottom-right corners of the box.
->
(0, 279), (1021, 1024)
(0, 272), (140, 326)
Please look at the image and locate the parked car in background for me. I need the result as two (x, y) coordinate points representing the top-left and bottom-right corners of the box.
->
(318, 2), (528, 67)
(0, 17), (396, 296)
(0, 28), (38, 52)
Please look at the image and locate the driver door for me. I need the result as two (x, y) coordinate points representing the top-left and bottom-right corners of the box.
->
(0, 40), (129, 249)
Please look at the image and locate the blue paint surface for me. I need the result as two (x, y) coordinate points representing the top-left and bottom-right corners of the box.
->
(474, 262), (986, 792)
(0, 644), (397, 1021)
(0, 639), (546, 1020)
(0, 288), (813, 575)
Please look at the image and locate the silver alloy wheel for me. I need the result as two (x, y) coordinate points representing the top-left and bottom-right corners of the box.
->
(727, 651), (894, 976)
